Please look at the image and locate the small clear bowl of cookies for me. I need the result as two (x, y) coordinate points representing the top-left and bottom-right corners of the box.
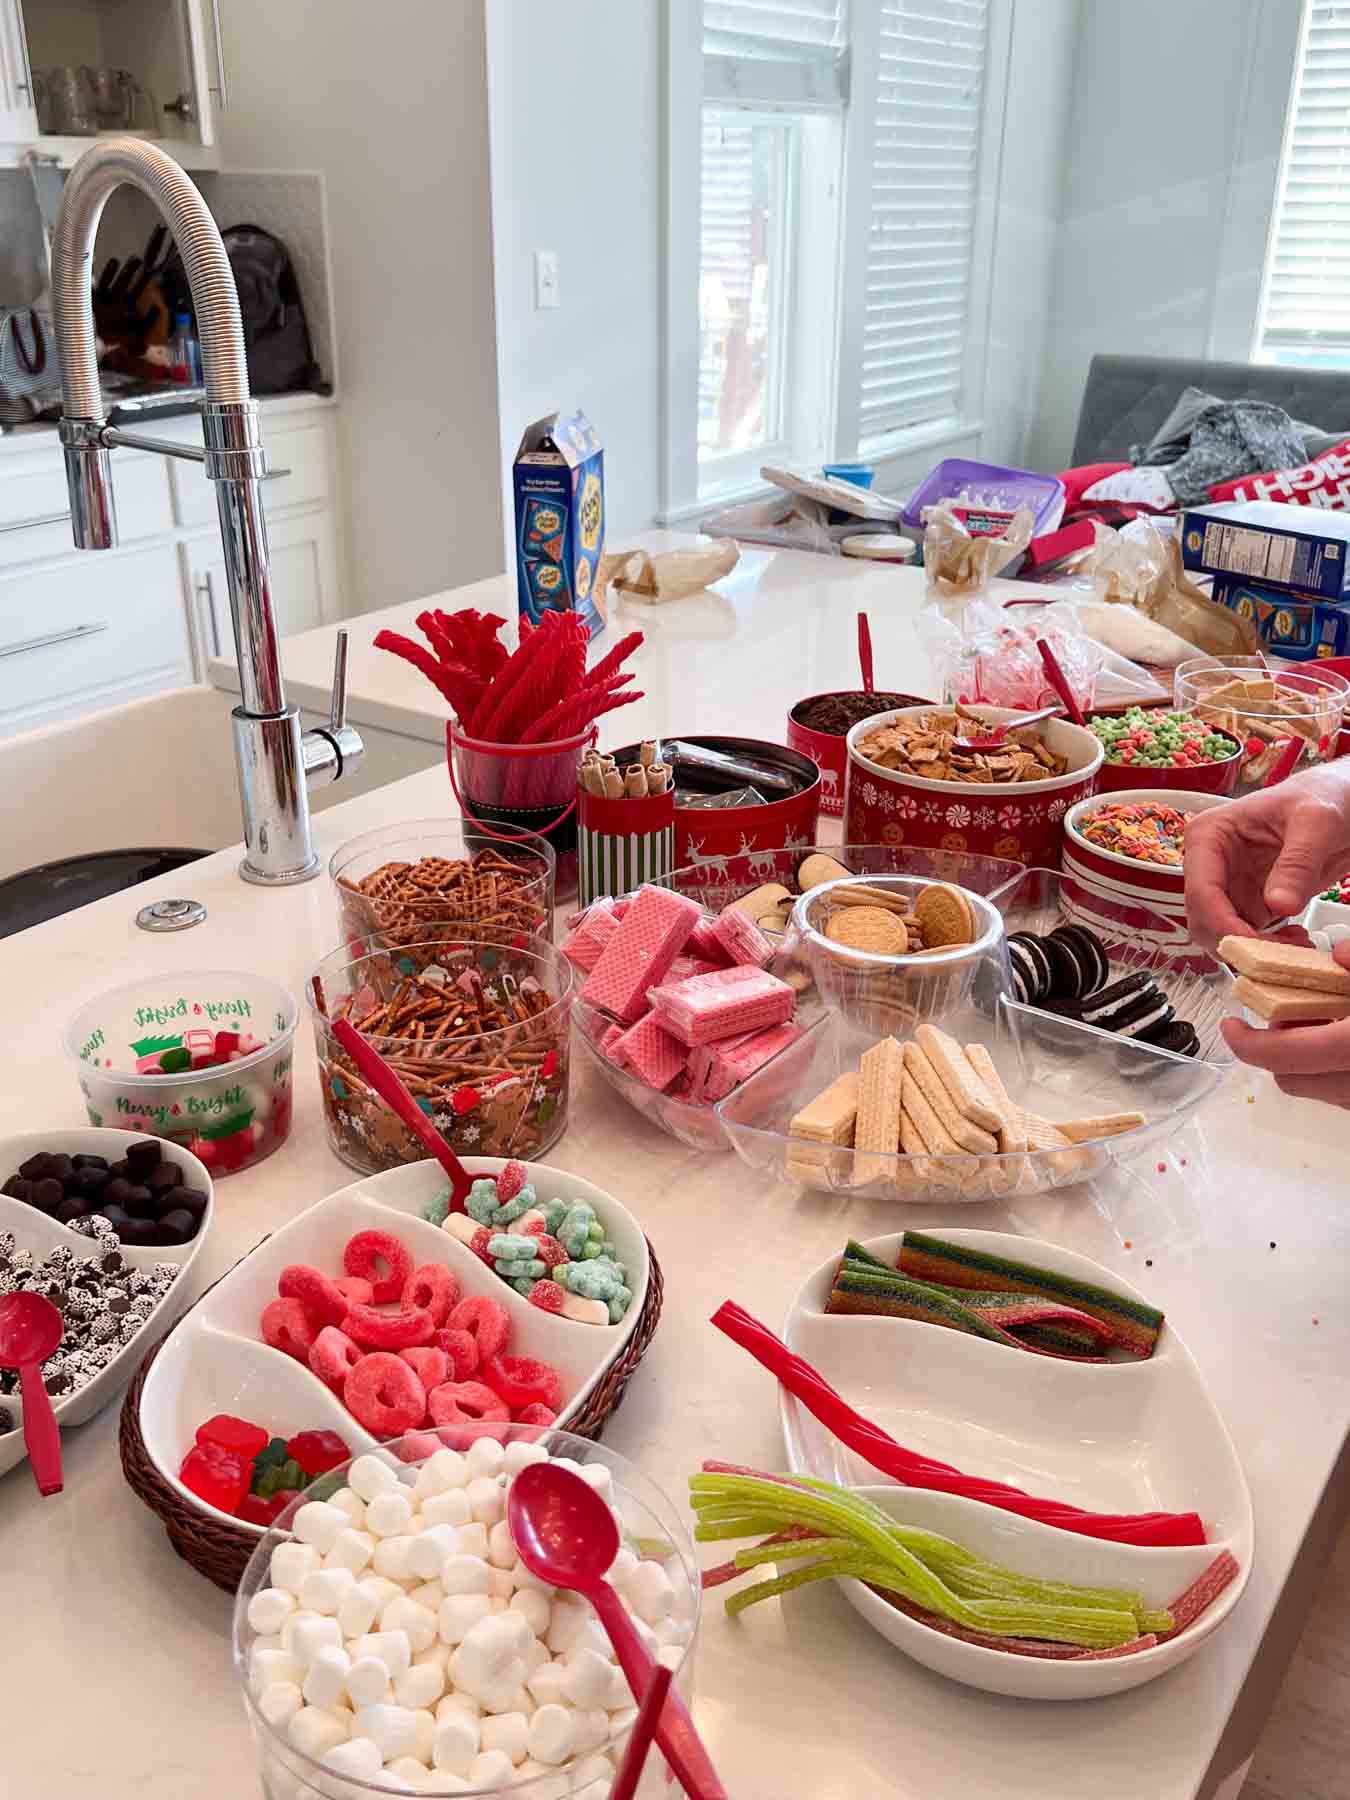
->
(784, 873), (1010, 1033)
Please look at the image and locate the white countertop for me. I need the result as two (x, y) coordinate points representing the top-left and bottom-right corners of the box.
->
(7, 541), (1348, 1800)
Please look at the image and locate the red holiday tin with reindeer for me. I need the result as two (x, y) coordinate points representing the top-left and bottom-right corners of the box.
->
(608, 735), (821, 902)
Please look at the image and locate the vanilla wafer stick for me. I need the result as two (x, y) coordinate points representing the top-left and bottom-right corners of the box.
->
(902, 1043), (998, 1154)
(915, 1023), (1002, 1133)
(852, 1037), (904, 1182)
(963, 1043), (1026, 1155)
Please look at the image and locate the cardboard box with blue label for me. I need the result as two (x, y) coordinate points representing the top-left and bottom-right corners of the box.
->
(1210, 576), (1350, 661)
(512, 411), (607, 638)
(1181, 501), (1350, 599)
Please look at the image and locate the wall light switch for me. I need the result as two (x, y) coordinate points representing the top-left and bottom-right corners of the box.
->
(534, 249), (559, 310)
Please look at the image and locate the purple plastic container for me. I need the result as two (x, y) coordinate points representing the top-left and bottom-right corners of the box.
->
(903, 458), (1067, 538)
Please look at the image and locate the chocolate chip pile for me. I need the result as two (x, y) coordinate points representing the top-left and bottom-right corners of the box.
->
(792, 690), (930, 736)
(2, 1137), (208, 1245)
(0, 1226), (179, 1428)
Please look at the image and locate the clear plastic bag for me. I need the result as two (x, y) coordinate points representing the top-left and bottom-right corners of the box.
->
(918, 597), (1112, 711)
(922, 499), (1034, 600)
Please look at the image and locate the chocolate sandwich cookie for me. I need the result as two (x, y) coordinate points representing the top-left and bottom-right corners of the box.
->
(1007, 932), (1052, 1005)
(1135, 1018), (1199, 1058)
(1080, 973), (1174, 1038)
(1050, 924), (1109, 997)
(1039, 932), (1086, 1001)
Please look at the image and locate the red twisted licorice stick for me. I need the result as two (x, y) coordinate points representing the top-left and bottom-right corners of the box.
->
(468, 615), (560, 739)
(586, 629), (644, 687)
(373, 630), (478, 715)
(711, 1302), (1206, 1546)
(519, 671), (636, 744)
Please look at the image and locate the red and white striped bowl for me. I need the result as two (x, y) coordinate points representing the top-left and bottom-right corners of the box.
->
(1061, 788), (1229, 958)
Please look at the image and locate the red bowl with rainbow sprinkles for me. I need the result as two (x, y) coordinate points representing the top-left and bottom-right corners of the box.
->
(65, 969), (297, 1177)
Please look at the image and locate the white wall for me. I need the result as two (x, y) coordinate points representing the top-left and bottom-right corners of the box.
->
(1028, 0), (1301, 470)
(218, 0), (504, 611)
(485, 0), (663, 549)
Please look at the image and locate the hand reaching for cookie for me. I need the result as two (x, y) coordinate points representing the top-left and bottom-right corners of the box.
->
(1184, 764), (1350, 949)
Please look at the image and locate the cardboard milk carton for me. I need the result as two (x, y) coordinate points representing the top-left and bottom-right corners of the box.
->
(512, 412), (606, 638)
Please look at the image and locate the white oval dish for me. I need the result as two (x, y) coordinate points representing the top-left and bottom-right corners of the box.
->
(0, 1127), (213, 1481)
(139, 1155), (649, 1534)
(778, 1227), (1252, 1699)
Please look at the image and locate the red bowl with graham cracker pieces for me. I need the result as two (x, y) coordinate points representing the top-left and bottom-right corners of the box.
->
(844, 704), (1103, 868)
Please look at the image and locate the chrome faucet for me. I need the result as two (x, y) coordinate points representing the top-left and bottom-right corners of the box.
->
(49, 138), (361, 885)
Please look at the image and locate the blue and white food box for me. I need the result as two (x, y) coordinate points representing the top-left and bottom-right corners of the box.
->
(1209, 576), (1350, 661)
(1181, 501), (1350, 600)
(512, 411), (606, 638)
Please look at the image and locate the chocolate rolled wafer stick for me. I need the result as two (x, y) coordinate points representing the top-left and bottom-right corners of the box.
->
(624, 766), (648, 798)
(603, 769), (626, 799)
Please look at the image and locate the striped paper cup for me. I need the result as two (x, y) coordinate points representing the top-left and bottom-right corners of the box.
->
(576, 784), (676, 907)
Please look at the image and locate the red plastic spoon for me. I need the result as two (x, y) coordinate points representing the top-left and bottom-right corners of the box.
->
(857, 611), (875, 693)
(0, 1291), (64, 1496)
(508, 1461), (726, 1799)
(331, 1017), (473, 1211)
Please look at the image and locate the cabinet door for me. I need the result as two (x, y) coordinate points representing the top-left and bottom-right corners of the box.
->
(0, 0), (38, 140)
(187, 508), (339, 671)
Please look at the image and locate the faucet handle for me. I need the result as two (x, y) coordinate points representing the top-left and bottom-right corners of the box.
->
(328, 629), (349, 734)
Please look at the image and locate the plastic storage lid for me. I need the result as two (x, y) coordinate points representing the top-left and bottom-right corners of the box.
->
(0, 848), (207, 939)
(841, 533), (916, 561)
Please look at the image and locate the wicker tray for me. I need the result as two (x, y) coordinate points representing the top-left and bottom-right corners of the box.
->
(119, 1239), (665, 1594)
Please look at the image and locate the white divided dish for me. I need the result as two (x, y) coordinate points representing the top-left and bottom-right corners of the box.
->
(779, 1228), (1253, 1699)
(139, 1156), (649, 1534)
(0, 1128), (213, 1480)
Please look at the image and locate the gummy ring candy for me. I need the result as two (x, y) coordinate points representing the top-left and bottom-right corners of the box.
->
(343, 1229), (413, 1304)
(401, 1345), (448, 1390)
(402, 1263), (458, 1328)
(527, 1279), (565, 1315)
(447, 1294), (510, 1361)
(496, 1161), (527, 1206)
(345, 1302), (434, 1351)
(309, 1325), (363, 1389)
(514, 1403), (558, 1427)
(261, 1296), (317, 1362)
(278, 1263), (350, 1330)
(345, 1353), (427, 1435)
(432, 1326), (479, 1382)
(483, 1352), (562, 1414)
(334, 1275), (374, 1306)
(426, 1380), (510, 1427)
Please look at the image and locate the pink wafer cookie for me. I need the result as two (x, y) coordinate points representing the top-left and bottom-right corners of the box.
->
(599, 1022), (628, 1065)
(688, 1020), (802, 1101)
(711, 906), (774, 967)
(561, 899), (621, 972)
(581, 883), (702, 1022)
(613, 1010), (687, 1091)
(687, 917), (732, 964)
(666, 953), (724, 985)
(648, 964), (794, 1046)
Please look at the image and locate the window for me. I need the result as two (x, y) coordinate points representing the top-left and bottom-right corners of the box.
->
(669, 0), (997, 510)
(1258, 0), (1350, 367)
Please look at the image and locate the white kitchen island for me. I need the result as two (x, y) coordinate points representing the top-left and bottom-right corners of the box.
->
(2, 538), (1346, 1800)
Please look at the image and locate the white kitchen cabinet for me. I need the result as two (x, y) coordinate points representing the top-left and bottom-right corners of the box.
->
(184, 506), (339, 671)
(0, 441), (173, 568)
(0, 0), (225, 167)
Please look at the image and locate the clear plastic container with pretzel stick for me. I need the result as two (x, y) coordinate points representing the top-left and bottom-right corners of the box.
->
(308, 935), (573, 1174)
(329, 818), (555, 959)
(1173, 656), (1350, 790)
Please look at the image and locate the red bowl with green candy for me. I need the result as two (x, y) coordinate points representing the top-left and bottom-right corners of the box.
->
(1089, 709), (1244, 797)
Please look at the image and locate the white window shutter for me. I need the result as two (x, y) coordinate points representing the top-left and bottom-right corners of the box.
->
(858, 0), (988, 441)
(703, 0), (849, 106)
(1261, 1), (1350, 355)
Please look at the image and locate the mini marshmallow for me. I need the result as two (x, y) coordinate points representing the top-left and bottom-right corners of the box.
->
(410, 1579), (446, 1613)
(415, 1447), (470, 1496)
(352, 1702), (419, 1760)
(521, 1637), (551, 1679)
(288, 1615), (343, 1669)
(336, 1578), (384, 1640)
(604, 1663), (634, 1710)
(464, 1436), (505, 1479)
(436, 1691), (482, 1723)
(480, 1710), (530, 1765)
(394, 1659), (445, 1710)
(291, 1500), (349, 1554)
(438, 1593), (493, 1644)
(468, 1750), (515, 1788)
(345, 1656), (392, 1708)
(624, 1559), (676, 1627)
(270, 1540), (321, 1595)
(560, 1647), (615, 1711)
(510, 1558), (555, 1596)
(348, 1454), (401, 1502)
(389, 1757), (451, 1793)
(247, 1587), (296, 1637)
(509, 1686), (536, 1717)
(328, 1486), (366, 1526)
(496, 1609), (534, 1659)
(302, 1646), (351, 1709)
(487, 1520), (517, 1570)
(250, 1646), (302, 1696)
(572, 1753), (618, 1786)
(487, 1567), (514, 1601)
(319, 1737), (382, 1781)
(324, 1528), (375, 1575)
(422, 1488), (473, 1531)
(572, 1707), (611, 1755)
(607, 1547), (639, 1589)
(656, 1613), (691, 1647)
(299, 1565), (356, 1616)
(250, 1633), (284, 1656)
(365, 1488), (414, 1539)
(456, 1522), (489, 1560)
(381, 1595), (438, 1654)
(441, 1554), (491, 1597)
(502, 1439), (550, 1477)
(361, 1574), (404, 1610)
(410, 1707), (437, 1763)
(372, 1534), (416, 1582)
(280, 1609), (320, 1653)
(545, 1599), (594, 1656)
(510, 1589), (551, 1638)
(576, 1463), (615, 1503)
(416, 1642), (451, 1671)
(287, 1706), (349, 1760)
(432, 1712), (480, 1776)
(657, 1643), (683, 1673)
(527, 1702), (576, 1765)
(350, 1630), (412, 1679)
(408, 1523), (461, 1580)
(256, 1680), (303, 1730)
(466, 1476), (504, 1526)
(468, 1661), (525, 1716)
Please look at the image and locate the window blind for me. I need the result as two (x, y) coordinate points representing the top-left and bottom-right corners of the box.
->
(858, 0), (988, 441)
(703, 0), (848, 106)
(1261, 1), (1350, 354)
